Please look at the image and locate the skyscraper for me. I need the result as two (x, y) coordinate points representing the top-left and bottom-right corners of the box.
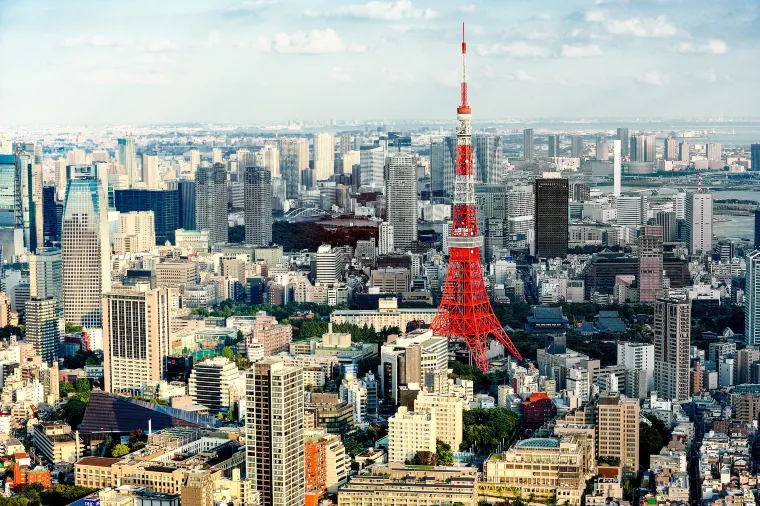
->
(655, 211), (677, 243)
(616, 128), (629, 158)
(42, 185), (59, 243)
(595, 135), (608, 161)
(523, 128), (534, 162)
(0, 155), (18, 228)
(706, 142), (722, 162)
(29, 248), (63, 311)
(547, 134), (560, 158)
(430, 139), (445, 198)
(679, 142), (690, 162)
(385, 153), (417, 251)
(313, 133), (335, 182)
(613, 139), (622, 197)
(751, 144), (760, 171)
(534, 174), (569, 259)
(62, 172), (110, 327)
(359, 145), (387, 191)
(195, 164), (228, 247)
(168, 180), (196, 231)
(664, 137), (677, 161)
(102, 287), (171, 393)
(25, 297), (60, 363)
(279, 138), (309, 199)
(141, 154), (159, 189)
(246, 358), (305, 506)
(755, 209), (760, 249)
(570, 135), (583, 158)
(17, 150), (42, 252)
(113, 189), (178, 244)
(654, 298), (691, 401)
(685, 192), (713, 256)
(638, 225), (663, 302)
(378, 222), (394, 255)
(188, 148), (200, 179)
(258, 143), (280, 178)
(745, 250), (760, 346)
(117, 135), (137, 187)
(473, 135), (503, 183)
(616, 196), (648, 227)
(244, 167), (272, 246)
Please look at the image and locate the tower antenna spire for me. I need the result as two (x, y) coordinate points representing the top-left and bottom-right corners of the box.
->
(459, 22), (469, 112)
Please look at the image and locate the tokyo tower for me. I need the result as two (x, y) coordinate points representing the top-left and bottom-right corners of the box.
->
(430, 23), (522, 371)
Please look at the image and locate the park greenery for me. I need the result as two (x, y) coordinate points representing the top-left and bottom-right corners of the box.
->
(461, 407), (517, 453)
(55, 379), (93, 428)
(0, 483), (97, 506)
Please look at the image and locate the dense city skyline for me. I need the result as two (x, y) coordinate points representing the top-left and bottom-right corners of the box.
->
(1, 0), (758, 125)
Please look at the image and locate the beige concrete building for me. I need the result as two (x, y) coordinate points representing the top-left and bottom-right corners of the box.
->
(331, 298), (437, 331)
(75, 457), (120, 489)
(249, 311), (292, 356)
(155, 261), (199, 290)
(114, 211), (156, 254)
(596, 392), (640, 473)
(32, 422), (84, 464)
(413, 392), (463, 451)
(174, 229), (210, 253)
(103, 287), (171, 393)
(482, 435), (593, 506)
(338, 464), (478, 506)
(370, 268), (410, 293)
(388, 407), (436, 464)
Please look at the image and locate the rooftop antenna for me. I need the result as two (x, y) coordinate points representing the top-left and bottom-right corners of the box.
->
(697, 173), (703, 193)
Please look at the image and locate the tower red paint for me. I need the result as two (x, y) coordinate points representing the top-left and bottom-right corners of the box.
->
(430, 23), (522, 371)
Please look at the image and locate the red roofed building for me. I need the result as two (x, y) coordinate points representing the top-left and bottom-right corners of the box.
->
(521, 392), (557, 432)
(11, 453), (52, 492)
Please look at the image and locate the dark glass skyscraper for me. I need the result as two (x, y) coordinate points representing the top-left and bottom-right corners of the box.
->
(42, 185), (59, 243)
(534, 176), (569, 259)
(113, 189), (178, 244)
(167, 180), (196, 231)
(755, 209), (760, 250)
(752, 144), (760, 172)
(0, 154), (18, 228)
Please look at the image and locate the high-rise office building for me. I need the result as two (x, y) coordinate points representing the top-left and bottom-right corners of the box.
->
(16, 150), (43, 252)
(316, 245), (343, 284)
(523, 129), (534, 162)
(141, 154), (159, 189)
(212, 148), (223, 164)
(685, 192), (713, 256)
(339, 134), (352, 155)
(188, 149), (200, 179)
(359, 145), (386, 191)
(188, 356), (238, 415)
(246, 358), (305, 506)
(534, 174), (569, 259)
(62, 173), (110, 328)
(638, 225), (663, 302)
(313, 133), (335, 182)
(755, 210), (760, 249)
(473, 135), (503, 183)
(654, 298), (691, 401)
(507, 184), (535, 237)
(745, 250), (760, 347)
(616, 196), (648, 227)
(616, 128), (630, 158)
(706, 142), (722, 162)
(25, 297), (60, 363)
(42, 185), (60, 243)
(195, 164), (228, 247)
(117, 135), (137, 187)
(655, 211), (677, 243)
(113, 211), (155, 254)
(378, 222), (394, 255)
(595, 392), (640, 473)
(257, 143), (280, 178)
(595, 135), (608, 161)
(113, 189), (178, 244)
(751, 144), (760, 172)
(385, 153), (417, 251)
(570, 135), (583, 158)
(679, 142), (689, 162)
(244, 167), (272, 246)
(613, 139), (622, 197)
(167, 180), (196, 231)
(279, 138), (309, 199)
(430, 139), (445, 198)
(102, 287), (171, 393)
(664, 137), (677, 161)
(29, 248), (63, 311)
(0, 154), (17, 228)
(630, 134), (656, 162)
(547, 134), (561, 158)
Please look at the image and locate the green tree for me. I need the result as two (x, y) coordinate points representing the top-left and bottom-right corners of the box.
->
(56, 397), (87, 428)
(64, 322), (83, 333)
(59, 382), (75, 396)
(221, 346), (235, 361)
(412, 450), (437, 466)
(436, 439), (454, 466)
(111, 444), (130, 457)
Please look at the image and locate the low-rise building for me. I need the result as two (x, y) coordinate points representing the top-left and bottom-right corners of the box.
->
(32, 422), (84, 464)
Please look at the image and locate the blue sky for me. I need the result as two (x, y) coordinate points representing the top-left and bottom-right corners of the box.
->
(0, 0), (757, 125)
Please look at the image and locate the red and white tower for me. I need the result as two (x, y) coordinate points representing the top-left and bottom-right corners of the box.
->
(431, 24), (522, 371)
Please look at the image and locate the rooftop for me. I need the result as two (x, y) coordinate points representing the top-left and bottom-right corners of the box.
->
(515, 438), (560, 449)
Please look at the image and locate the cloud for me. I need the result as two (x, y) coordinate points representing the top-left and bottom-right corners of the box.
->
(207, 31), (221, 46)
(141, 39), (180, 52)
(272, 29), (366, 54)
(460, 4), (476, 14)
(477, 41), (546, 58)
(308, 0), (436, 21)
(634, 71), (665, 86)
(62, 35), (118, 47)
(331, 67), (354, 82)
(381, 67), (417, 84)
(504, 70), (538, 82)
(561, 44), (603, 58)
(677, 39), (728, 54)
(586, 11), (680, 37)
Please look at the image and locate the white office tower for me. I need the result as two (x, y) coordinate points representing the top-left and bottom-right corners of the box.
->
(25, 297), (60, 363)
(613, 139), (622, 197)
(102, 286), (171, 393)
(313, 133), (335, 182)
(117, 136), (137, 187)
(62, 170), (111, 328)
(257, 143), (281, 178)
(388, 407), (436, 464)
(342, 150), (360, 174)
(617, 341), (654, 392)
(385, 153), (418, 251)
(674, 192), (686, 220)
(616, 196), (648, 227)
(378, 222), (395, 255)
(29, 248), (63, 312)
(246, 358), (304, 506)
(189, 149), (200, 178)
(653, 298), (691, 401)
(685, 192), (713, 257)
(316, 245), (343, 283)
(506, 184), (534, 236)
(745, 250), (760, 346)
(114, 211), (156, 254)
(360, 145), (387, 190)
(212, 147), (223, 164)
(141, 154), (159, 189)
(188, 356), (238, 415)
